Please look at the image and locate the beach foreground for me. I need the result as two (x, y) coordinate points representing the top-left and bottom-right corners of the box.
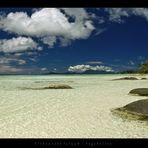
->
(0, 74), (148, 138)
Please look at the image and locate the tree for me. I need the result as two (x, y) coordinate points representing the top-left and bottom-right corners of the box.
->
(120, 70), (137, 74)
(139, 60), (148, 74)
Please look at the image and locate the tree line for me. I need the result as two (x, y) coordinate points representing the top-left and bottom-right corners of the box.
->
(120, 61), (148, 74)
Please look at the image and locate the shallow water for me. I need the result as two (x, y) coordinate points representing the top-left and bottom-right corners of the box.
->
(0, 74), (148, 138)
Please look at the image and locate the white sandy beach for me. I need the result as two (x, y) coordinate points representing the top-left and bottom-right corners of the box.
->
(0, 74), (148, 138)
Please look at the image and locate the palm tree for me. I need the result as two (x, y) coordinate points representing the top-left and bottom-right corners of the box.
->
(139, 60), (148, 74)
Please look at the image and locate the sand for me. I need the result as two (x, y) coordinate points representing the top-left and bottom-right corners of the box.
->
(0, 74), (148, 138)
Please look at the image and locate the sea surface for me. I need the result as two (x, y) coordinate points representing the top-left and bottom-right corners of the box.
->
(0, 74), (148, 138)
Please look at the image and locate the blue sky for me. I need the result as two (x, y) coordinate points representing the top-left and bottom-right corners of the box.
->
(0, 8), (148, 74)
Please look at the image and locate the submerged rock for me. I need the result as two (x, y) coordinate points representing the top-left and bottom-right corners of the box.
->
(21, 84), (73, 90)
(111, 99), (148, 120)
(42, 84), (73, 89)
(129, 88), (148, 96)
(112, 77), (138, 80)
(141, 78), (147, 80)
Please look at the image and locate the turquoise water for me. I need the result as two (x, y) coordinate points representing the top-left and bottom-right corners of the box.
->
(0, 74), (148, 138)
(0, 74), (128, 80)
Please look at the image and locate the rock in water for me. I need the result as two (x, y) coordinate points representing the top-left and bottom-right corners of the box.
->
(112, 77), (138, 80)
(141, 78), (147, 80)
(111, 99), (148, 120)
(43, 84), (72, 89)
(124, 99), (148, 115)
(20, 84), (73, 90)
(129, 88), (148, 96)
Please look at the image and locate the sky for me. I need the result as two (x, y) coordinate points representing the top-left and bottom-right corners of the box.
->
(0, 8), (148, 74)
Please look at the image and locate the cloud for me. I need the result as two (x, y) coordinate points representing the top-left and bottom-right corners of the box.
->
(95, 28), (107, 36)
(0, 8), (148, 52)
(138, 56), (145, 60)
(18, 59), (26, 65)
(0, 54), (29, 74)
(0, 57), (26, 73)
(0, 57), (26, 65)
(28, 58), (37, 62)
(128, 60), (135, 66)
(104, 8), (129, 23)
(0, 65), (23, 74)
(0, 8), (95, 47)
(2, 8), (148, 50)
(13, 53), (24, 57)
(0, 65), (47, 74)
(95, 16), (106, 24)
(27, 52), (37, 55)
(89, 8), (148, 36)
(68, 64), (114, 73)
(0, 37), (40, 53)
(131, 8), (148, 20)
(59, 37), (72, 47)
(104, 8), (148, 23)
(41, 36), (57, 48)
(11, 51), (38, 57)
(0, 58), (47, 74)
(86, 61), (103, 64)
(41, 67), (48, 71)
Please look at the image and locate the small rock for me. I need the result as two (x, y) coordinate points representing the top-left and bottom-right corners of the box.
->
(20, 84), (73, 90)
(43, 84), (73, 89)
(141, 78), (147, 80)
(129, 88), (148, 96)
(112, 77), (138, 80)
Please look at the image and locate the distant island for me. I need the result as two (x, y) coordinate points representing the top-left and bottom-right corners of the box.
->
(0, 60), (148, 75)
(42, 70), (116, 75)
(42, 61), (148, 75)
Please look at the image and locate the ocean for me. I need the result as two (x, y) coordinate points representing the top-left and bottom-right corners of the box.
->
(0, 74), (148, 138)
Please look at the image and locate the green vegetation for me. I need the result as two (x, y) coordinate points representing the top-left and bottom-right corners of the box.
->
(120, 70), (138, 74)
(139, 60), (148, 74)
(118, 60), (148, 74)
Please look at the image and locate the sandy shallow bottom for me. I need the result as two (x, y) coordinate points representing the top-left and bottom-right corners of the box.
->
(0, 74), (148, 138)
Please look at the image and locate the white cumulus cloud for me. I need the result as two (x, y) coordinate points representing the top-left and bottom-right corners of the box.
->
(0, 8), (95, 47)
(68, 64), (114, 73)
(0, 37), (39, 53)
